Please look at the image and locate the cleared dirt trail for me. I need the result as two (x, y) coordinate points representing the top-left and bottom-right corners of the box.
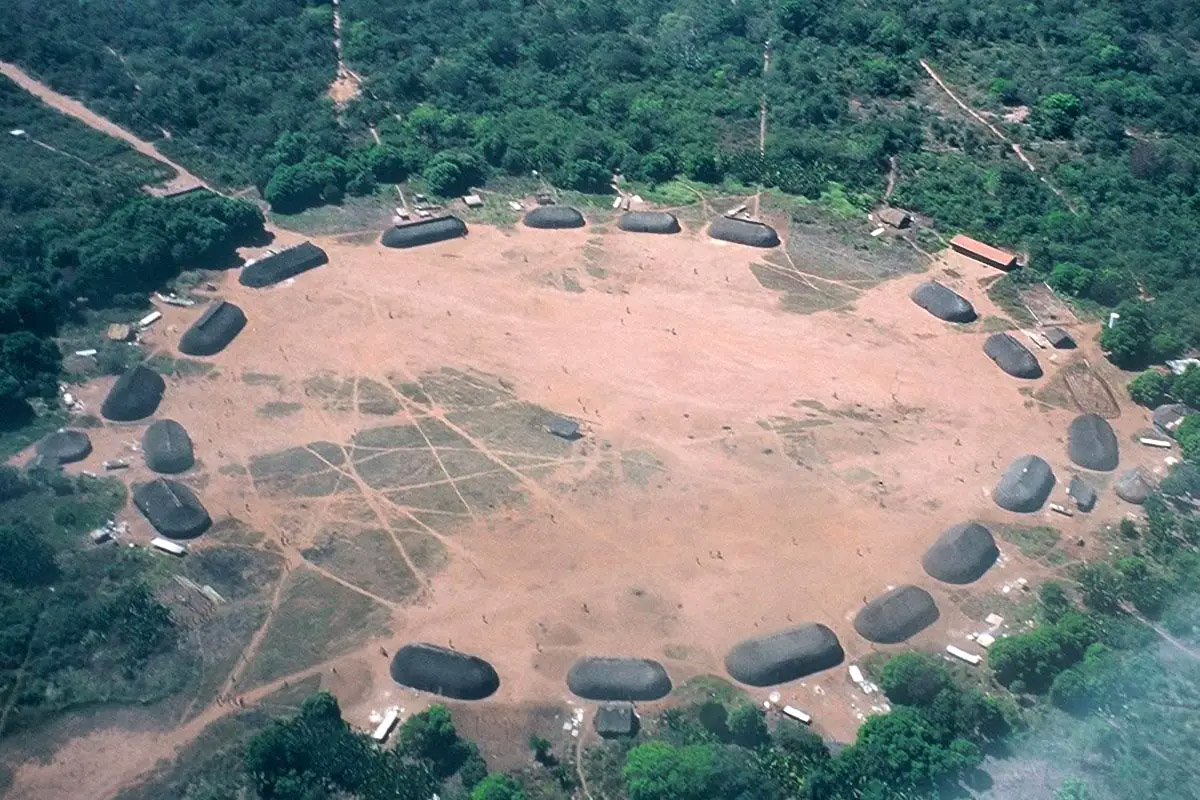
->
(0, 59), (206, 194)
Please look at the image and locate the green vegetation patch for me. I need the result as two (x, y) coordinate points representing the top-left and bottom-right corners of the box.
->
(241, 568), (389, 689)
(300, 527), (422, 603)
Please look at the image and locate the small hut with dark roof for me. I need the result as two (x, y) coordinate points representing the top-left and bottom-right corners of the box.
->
(36, 429), (92, 465)
(143, 419), (195, 474)
(595, 703), (639, 737)
(133, 478), (211, 539)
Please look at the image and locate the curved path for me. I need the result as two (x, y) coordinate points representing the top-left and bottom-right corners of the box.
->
(1, 59), (207, 195)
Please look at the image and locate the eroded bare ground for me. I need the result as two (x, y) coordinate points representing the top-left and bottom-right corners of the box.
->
(4, 217), (1166, 799)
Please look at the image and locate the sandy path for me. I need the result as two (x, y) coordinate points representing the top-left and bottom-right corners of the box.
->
(0, 60), (206, 194)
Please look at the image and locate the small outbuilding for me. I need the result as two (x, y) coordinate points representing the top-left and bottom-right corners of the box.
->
(240, 242), (328, 288)
(178, 300), (246, 356)
(709, 216), (780, 248)
(546, 416), (580, 440)
(1044, 327), (1075, 349)
(949, 234), (1017, 270)
(1114, 467), (1158, 505)
(381, 215), (468, 248)
(524, 206), (586, 229)
(1068, 475), (1098, 512)
(1153, 403), (1194, 437)
(595, 703), (639, 738)
(878, 208), (912, 229)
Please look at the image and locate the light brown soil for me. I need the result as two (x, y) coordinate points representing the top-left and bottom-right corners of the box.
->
(6, 218), (1168, 798)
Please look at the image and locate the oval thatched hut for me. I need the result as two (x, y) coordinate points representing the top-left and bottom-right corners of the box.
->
(143, 419), (195, 474)
(724, 624), (844, 686)
(1115, 467), (1157, 505)
(854, 585), (940, 644)
(380, 216), (468, 248)
(618, 211), (681, 234)
(35, 429), (92, 465)
(708, 217), (780, 248)
(983, 333), (1042, 379)
(133, 478), (211, 539)
(178, 300), (246, 356)
(523, 206), (586, 229)
(240, 242), (327, 288)
(566, 657), (672, 702)
(1067, 414), (1119, 471)
(993, 454), (1056, 512)
(101, 365), (165, 422)
(922, 523), (999, 584)
(389, 643), (500, 700)
(910, 281), (976, 323)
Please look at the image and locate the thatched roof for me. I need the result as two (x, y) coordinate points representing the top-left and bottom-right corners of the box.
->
(524, 206), (586, 229)
(984, 333), (1042, 379)
(389, 643), (500, 700)
(240, 242), (327, 288)
(854, 585), (940, 644)
(993, 454), (1056, 512)
(910, 281), (976, 323)
(724, 624), (844, 686)
(708, 217), (780, 248)
(101, 365), (165, 422)
(618, 211), (681, 234)
(922, 523), (999, 584)
(179, 300), (246, 356)
(567, 657), (672, 701)
(380, 216), (468, 248)
(1067, 414), (1119, 471)
(143, 419), (195, 474)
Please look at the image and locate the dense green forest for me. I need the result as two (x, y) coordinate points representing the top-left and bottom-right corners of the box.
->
(0, 77), (265, 422)
(3, 0), (1200, 356)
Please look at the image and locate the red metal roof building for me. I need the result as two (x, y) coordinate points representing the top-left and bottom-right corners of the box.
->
(949, 234), (1017, 270)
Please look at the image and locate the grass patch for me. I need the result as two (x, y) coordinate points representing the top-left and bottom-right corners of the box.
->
(986, 274), (1038, 328)
(993, 522), (1066, 564)
(146, 354), (217, 380)
(240, 568), (389, 689)
(300, 527), (421, 603)
(257, 401), (302, 418)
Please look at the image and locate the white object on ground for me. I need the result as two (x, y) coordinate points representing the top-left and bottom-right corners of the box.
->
(138, 310), (162, 328)
(946, 645), (981, 665)
(371, 707), (400, 742)
(848, 665), (865, 684)
(782, 706), (812, 724)
(985, 613), (1004, 627)
(977, 633), (996, 648)
(1140, 437), (1172, 448)
(150, 537), (187, 556)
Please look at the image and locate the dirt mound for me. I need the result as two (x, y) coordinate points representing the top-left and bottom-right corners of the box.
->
(984, 333), (1042, 379)
(909, 281), (976, 323)
(993, 454), (1056, 512)
(380, 216), (468, 248)
(566, 656), (672, 701)
(618, 211), (681, 234)
(708, 217), (780, 248)
(523, 206), (585, 229)
(853, 585), (940, 644)
(142, 419), (195, 474)
(132, 478), (211, 539)
(101, 365), (165, 421)
(178, 300), (246, 356)
(240, 242), (327, 288)
(922, 522), (999, 584)
(1067, 413), (1119, 471)
(724, 623), (845, 686)
(35, 429), (92, 465)
(1115, 467), (1157, 505)
(389, 643), (500, 700)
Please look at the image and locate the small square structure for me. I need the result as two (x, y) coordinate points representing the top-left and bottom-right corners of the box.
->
(107, 323), (133, 342)
(595, 703), (638, 737)
(877, 207), (912, 229)
(463, 194), (484, 208)
(545, 416), (581, 440)
(1043, 326), (1075, 349)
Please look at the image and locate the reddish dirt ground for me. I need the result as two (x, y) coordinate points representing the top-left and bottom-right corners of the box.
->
(5, 217), (1170, 798)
